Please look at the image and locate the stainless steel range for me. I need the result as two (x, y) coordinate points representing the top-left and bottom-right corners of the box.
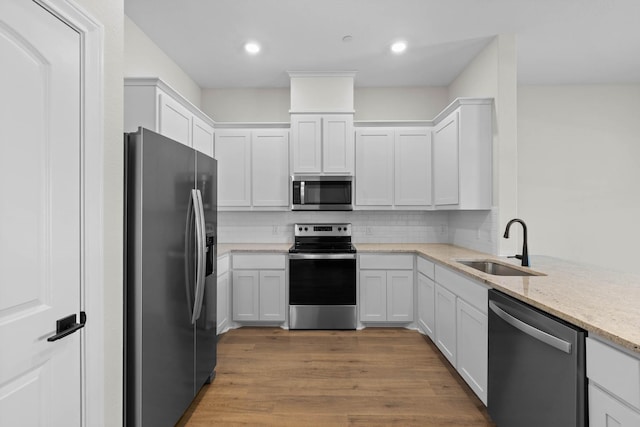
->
(288, 223), (357, 330)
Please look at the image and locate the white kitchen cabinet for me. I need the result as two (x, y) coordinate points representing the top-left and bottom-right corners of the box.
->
(456, 298), (488, 404)
(355, 127), (431, 209)
(432, 99), (492, 210)
(216, 272), (229, 334)
(435, 283), (457, 365)
(232, 254), (286, 323)
(192, 115), (215, 157)
(291, 113), (354, 174)
(216, 128), (289, 210)
(417, 271), (435, 340)
(394, 127), (432, 206)
(215, 129), (252, 207)
(589, 384), (640, 427)
(124, 77), (215, 156)
(587, 336), (640, 426)
(433, 264), (489, 404)
(359, 254), (414, 323)
(251, 130), (289, 207)
(433, 112), (459, 206)
(355, 128), (394, 206)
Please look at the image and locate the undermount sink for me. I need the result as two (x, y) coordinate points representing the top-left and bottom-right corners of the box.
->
(456, 260), (541, 277)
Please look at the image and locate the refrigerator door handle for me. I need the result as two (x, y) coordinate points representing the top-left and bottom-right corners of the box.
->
(184, 190), (196, 320)
(191, 189), (206, 323)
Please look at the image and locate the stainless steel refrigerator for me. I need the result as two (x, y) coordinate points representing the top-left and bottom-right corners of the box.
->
(124, 128), (217, 427)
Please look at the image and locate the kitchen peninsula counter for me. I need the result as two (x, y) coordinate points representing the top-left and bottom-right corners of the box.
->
(357, 243), (640, 354)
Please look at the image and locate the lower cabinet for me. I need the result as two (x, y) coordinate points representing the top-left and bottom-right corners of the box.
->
(232, 254), (286, 322)
(416, 257), (436, 339)
(359, 254), (414, 323)
(216, 255), (230, 334)
(434, 265), (489, 405)
(587, 336), (640, 426)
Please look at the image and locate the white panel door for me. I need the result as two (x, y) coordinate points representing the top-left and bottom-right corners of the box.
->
(433, 111), (460, 206)
(0, 1), (82, 425)
(259, 270), (286, 321)
(386, 271), (414, 322)
(435, 284), (457, 367)
(215, 130), (252, 206)
(359, 270), (387, 321)
(394, 127), (432, 206)
(322, 114), (354, 174)
(158, 91), (192, 147)
(192, 115), (214, 156)
(232, 270), (259, 321)
(291, 114), (322, 173)
(417, 272), (436, 340)
(456, 298), (488, 404)
(252, 130), (289, 207)
(355, 128), (394, 206)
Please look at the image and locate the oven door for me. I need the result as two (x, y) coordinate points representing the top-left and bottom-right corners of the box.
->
(289, 253), (356, 305)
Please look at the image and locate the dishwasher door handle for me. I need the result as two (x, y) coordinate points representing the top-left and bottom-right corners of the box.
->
(489, 300), (572, 354)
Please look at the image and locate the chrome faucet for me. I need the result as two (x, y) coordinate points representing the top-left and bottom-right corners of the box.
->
(503, 218), (529, 267)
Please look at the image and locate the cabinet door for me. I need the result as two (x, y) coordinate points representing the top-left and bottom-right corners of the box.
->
(252, 130), (289, 207)
(589, 383), (640, 427)
(394, 127), (432, 206)
(360, 270), (387, 322)
(259, 270), (286, 321)
(355, 128), (394, 206)
(291, 114), (322, 173)
(433, 111), (459, 206)
(192, 115), (214, 157)
(215, 130), (251, 206)
(435, 283), (457, 366)
(322, 114), (354, 174)
(417, 271), (435, 340)
(232, 270), (259, 321)
(158, 92), (192, 147)
(457, 298), (488, 404)
(386, 270), (414, 322)
(217, 272), (229, 334)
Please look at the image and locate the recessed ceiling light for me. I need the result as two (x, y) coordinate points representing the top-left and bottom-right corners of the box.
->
(244, 42), (261, 55)
(391, 41), (407, 54)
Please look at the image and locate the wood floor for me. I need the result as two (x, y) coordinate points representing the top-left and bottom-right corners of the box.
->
(177, 327), (495, 426)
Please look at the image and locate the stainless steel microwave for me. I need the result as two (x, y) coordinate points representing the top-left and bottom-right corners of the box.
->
(291, 175), (353, 211)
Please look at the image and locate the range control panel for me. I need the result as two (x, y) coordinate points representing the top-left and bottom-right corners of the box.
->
(294, 223), (351, 237)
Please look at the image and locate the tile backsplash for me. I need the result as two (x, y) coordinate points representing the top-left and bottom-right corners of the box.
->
(218, 209), (498, 254)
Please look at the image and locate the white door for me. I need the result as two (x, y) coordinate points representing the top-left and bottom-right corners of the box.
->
(394, 127), (432, 207)
(386, 270), (414, 322)
(215, 130), (252, 207)
(0, 1), (82, 425)
(355, 128), (394, 206)
(322, 114), (354, 174)
(252, 130), (289, 207)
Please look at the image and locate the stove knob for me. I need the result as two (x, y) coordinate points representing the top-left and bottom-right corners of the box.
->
(298, 227), (302, 231)
(338, 227), (342, 231)
(304, 227), (308, 231)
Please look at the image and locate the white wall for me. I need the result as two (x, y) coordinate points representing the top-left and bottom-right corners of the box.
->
(354, 87), (449, 121)
(447, 35), (518, 256)
(124, 16), (202, 107)
(201, 88), (291, 122)
(518, 84), (640, 273)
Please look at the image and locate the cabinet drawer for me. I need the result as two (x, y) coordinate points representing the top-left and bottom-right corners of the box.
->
(233, 254), (286, 270)
(217, 254), (229, 276)
(360, 254), (413, 270)
(587, 337), (640, 410)
(417, 256), (435, 279)
(435, 265), (488, 314)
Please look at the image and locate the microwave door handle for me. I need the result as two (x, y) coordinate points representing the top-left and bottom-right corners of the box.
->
(300, 181), (305, 205)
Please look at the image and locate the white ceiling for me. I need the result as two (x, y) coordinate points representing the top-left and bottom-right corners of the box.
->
(124, 0), (640, 88)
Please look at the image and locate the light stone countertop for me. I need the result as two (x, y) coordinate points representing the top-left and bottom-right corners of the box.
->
(218, 242), (640, 354)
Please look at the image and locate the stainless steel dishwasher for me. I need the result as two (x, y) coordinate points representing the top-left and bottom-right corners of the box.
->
(488, 289), (587, 427)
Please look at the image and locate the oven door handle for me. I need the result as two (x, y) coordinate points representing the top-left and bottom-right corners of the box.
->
(289, 253), (357, 260)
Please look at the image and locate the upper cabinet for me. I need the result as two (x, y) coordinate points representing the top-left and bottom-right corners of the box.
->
(124, 77), (214, 156)
(432, 99), (493, 210)
(355, 126), (431, 209)
(215, 127), (290, 210)
(291, 113), (354, 175)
